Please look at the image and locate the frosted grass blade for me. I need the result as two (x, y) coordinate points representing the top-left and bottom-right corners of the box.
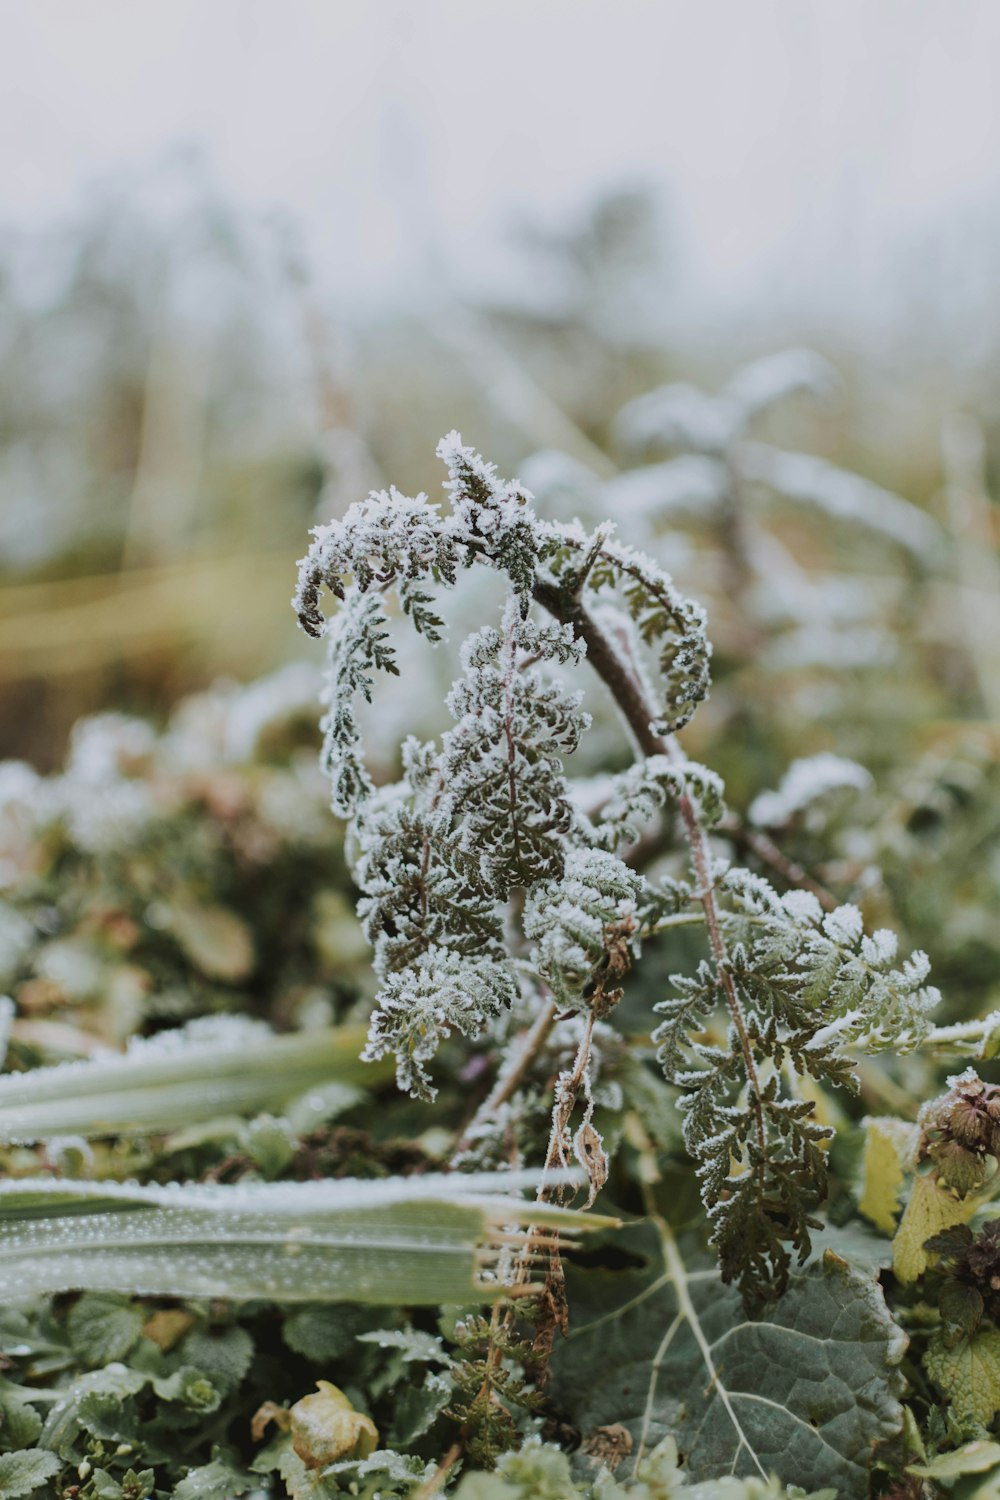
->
(0, 1174), (616, 1305)
(0, 1022), (385, 1142)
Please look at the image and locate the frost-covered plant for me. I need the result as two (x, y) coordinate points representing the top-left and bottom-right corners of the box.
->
(295, 433), (940, 1311)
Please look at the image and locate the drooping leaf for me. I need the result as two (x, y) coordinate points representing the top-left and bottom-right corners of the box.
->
(0, 1173), (615, 1305)
(909, 1440), (1000, 1482)
(548, 1218), (906, 1498)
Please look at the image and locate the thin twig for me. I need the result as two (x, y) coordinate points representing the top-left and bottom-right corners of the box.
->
(532, 572), (768, 1158)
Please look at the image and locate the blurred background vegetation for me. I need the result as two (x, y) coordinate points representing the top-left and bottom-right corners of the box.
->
(3, 0), (1000, 1051)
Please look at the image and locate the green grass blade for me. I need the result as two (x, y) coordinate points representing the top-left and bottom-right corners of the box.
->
(0, 1021), (385, 1141)
(0, 1174), (617, 1304)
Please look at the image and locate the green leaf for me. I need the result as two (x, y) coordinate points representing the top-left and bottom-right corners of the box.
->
(282, 1303), (380, 1362)
(0, 1380), (42, 1451)
(909, 1440), (1000, 1480)
(0, 1447), (61, 1498)
(0, 1173), (615, 1305)
(173, 1448), (255, 1499)
(40, 1363), (148, 1459)
(387, 1370), (453, 1448)
(548, 1217), (906, 1498)
(179, 1325), (254, 1397)
(0, 1022), (382, 1142)
(67, 1292), (146, 1364)
(925, 1328), (1000, 1429)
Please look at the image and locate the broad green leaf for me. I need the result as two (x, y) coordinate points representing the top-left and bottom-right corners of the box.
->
(0, 1173), (615, 1305)
(892, 1172), (976, 1283)
(179, 1325), (254, 1396)
(0, 1020), (382, 1141)
(41, 1363), (147, 1459)
(858, 1117), (918, 1234)
(909, 1440), (1000, 1481)
(0, 1448), (62, 1498)
(0, 1380), (42, 1450)
(172, 1448), (255, 1499)
(453, 1436), (835, 1498)
(548, 1216), (906, 1498)
(67, 1291), (146, 1364)
(925, 1328), (1000, 1429)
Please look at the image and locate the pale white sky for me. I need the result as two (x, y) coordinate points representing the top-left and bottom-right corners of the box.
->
(4, 1), (1000, 337)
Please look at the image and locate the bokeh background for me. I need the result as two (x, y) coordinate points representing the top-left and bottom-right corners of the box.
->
(3, 0), (1000, 767)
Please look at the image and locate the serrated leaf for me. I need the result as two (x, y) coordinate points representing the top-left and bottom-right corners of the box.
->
(67, 1291), (146, 1364)
(892, 1172), (976, 1283)
(41, 1362), (147, 1459)
(0, 1380), (42, 1451)
(549, 1218), (906, 1498)
(173, 1448), (255, 1499)
(179, 1325), (254, 1397)
(387, 1369), (452, 1448)
(282, 1304), (381, 1363)
(858, 1117), (918, 1234)
(925, 1328), (1000, 1429)
(0, 1448), (62, 1498)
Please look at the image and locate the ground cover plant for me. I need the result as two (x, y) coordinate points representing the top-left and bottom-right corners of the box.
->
(1, 357), (999, 1498)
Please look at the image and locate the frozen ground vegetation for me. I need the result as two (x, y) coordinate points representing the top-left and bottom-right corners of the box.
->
(0, 356), (999, 1497)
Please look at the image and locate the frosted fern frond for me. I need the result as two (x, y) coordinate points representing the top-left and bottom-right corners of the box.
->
(319, 591), (398, 817)
(595, 754), (725, 851)
(294, 485), (456, 639)
(613, 381), (738, 457)
(441, 598), (589, 896)
(436, 430), (540, 611)
(721, 348), (840, 419)
(612, 350), (837, 459)
(539, 526), (711, 732)
(352, 792), (504, 977)
(738, 442), (943, 559)
(361, 948), (519, 1101)
(523, 847), (645, 1012)
(724, 869), (940, 1052)
(653, 864), (939, 1308)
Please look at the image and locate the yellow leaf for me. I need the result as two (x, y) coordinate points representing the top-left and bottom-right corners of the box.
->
(142, 1308), (195, 1352)
(925, 1329), (1000, 1428)
(859, 1117), (919, 1234)
(289, 1381), (379, 1469)
(892, 1171), (975, 1282)
(167, 902), (254, 982)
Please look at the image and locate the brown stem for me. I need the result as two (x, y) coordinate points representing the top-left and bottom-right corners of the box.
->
(532, 572), (767, 1157)
(450, 998), (560, 1162)
(720, 815), (839, 912)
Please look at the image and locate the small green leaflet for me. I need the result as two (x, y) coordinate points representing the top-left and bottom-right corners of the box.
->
(549, 1215), (907, 1498)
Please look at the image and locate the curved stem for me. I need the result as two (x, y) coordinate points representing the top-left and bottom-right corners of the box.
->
(532, 572), (767, 1158)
